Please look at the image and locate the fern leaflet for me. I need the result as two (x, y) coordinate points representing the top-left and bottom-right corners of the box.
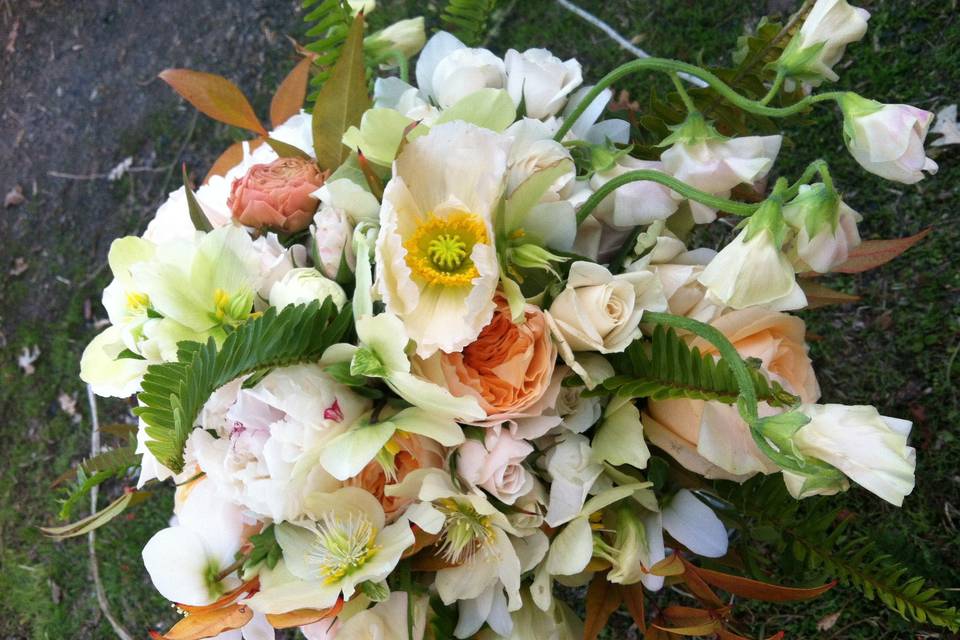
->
(441, 0), (500, 47)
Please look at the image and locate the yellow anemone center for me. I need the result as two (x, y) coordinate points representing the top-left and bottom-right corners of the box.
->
(126, 291), (150, 313)
(404, 212), (488, 287)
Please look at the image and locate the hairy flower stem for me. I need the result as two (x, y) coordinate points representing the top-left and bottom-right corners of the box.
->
(554, 57), (844, 142)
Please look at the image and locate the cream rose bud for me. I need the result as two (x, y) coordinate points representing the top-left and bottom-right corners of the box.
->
(430, 46), (505, 109)
(457, 429), (535, 505)
(840, 93), (938, 184)
(776, 0), (869, 86)
(786, 404), (916, 506)
(782, 183), (862, 273)
(367, 17), (426, 59)
(268, 267), (347, 310)
(548, 261), (667, 354)
(505, 48), (583, 119)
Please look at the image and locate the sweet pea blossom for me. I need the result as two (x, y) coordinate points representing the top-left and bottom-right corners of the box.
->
(784, 404), (916, 506)
(589, 157), (679, 228)
(776, 0), (870, 86)
(840, 93), (938, 184)
(782, 183), (862, 273)
(416, 32), (505, 109)
(504, 48), (583, 119)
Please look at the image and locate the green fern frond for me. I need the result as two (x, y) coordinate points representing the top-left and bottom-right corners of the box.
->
(440, 0), (500, 47)
(134, 299), (352, 473)
(720, 477), (960, 631)
(603, 325), (797, 407)
(302, 0), (353, 98)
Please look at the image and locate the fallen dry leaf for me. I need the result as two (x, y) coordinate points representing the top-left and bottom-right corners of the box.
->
(18, 345), (40, 375)
(816, 610), (841, 631)
(930, 104), (959, 147)
(5, 18), (19, 55)
(5, 184), (24, 207)
(9, 257), (27, 276)
(58, 392), (81, 423)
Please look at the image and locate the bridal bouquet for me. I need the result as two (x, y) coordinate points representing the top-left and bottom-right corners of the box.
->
(47, 1), (957, 638)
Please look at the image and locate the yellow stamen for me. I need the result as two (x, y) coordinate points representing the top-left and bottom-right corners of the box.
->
(125, 291), (150, 312)
(404, 212), (488, 287)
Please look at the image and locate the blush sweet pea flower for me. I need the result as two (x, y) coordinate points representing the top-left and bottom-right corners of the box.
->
(840, 93), (938, 184)
(782, 183), (862, 273)
(504, 48), (583, 119)
(228, 157), (327, 232)
(776, 0), (870, 86)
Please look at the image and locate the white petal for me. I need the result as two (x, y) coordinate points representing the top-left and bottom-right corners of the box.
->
(319, 420), (397, 481)
(661, 489), (728, 558)
(546, 516), (593, 576)
(142, 527), (216, 605)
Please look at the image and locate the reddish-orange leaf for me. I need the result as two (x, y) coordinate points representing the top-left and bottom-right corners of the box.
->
(832, 228), (931, 274)
(266, 599), (343, 629)
(177, 577), (259, 615)
(620, 583), (646, 632)
(649, 553), (685, 577)
(401, 526), (440, 559)
(800, 280), (861, 309)
(204, 139), (264, 184)
(160, 69), (267, 136)
(584, 574), (623, 640)
(408, 547), (461, 572)
(655, 607), (720, 637)
(696, 566), (836, 602)
(270, 56), (313, 129)
(678, 558), (724, 609)
(155, 604), (253, 640)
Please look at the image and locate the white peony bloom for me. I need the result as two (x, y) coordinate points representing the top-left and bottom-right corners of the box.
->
(699, 224), (806, 311)
(375, 121), (507, 357)
(141, 479), (247, 605)
(840, 93), (938, 184)
(589, 157), (680, 228)
(189, 365), (370, 522)
(268, 267), (346, 311)
(660, 128), (782, 224)
(777, 0), (870, 86)
(782, 183), (862, 273)
(416, 32), (505, 109)
(785, 403), (916, 506)
(504, 48), (582, 119)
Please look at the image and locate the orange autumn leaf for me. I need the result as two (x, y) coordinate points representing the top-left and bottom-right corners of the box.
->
(583, 574), (623, 640)
(204, 139), (264, 184)
(800, 280), (861, 309)
(266, 599), (344, 629)
(620, 583), (646, 632)
(655, 606), (721, 636)
(177, 577), (260, 615)
(696, 566), (836, 602)
(401, 526), (441, 559)
(160, 69), (267, 136)
(270, 56), (313, 129)
(832, 227), (931, 274)
(678, 558), (724, 609)
(153, 604), (253, 640)
(650, 553), (685, 577)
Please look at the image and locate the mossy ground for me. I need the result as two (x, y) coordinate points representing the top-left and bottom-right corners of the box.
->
(0, 1), (956, 638)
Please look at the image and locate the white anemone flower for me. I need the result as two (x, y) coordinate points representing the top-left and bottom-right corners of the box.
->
(375, 121), (508, 357)
(245, 487), (414, 613)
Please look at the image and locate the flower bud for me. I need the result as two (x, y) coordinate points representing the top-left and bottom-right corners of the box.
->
(782, 183), (861, 273)
(505, 48), (583, 119)
(366, 17), (426, 60)
(775, 0), (869, 86)
(227, 157), (326, 232)
(268, 267), (347, 311)
(839, 93), (938, 184)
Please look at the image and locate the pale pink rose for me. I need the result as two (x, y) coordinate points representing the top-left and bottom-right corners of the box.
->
(644, 308), (820, 479)
(415, 294), (556, 426)
(457, 428), (534, 504)
(227, 157), (327, 232)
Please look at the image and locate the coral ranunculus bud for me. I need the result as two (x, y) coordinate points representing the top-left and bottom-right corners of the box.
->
(227, 157), (326, 232)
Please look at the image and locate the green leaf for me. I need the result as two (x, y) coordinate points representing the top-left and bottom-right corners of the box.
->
(604, 325), (797, 407)
(134, 299), (352, 472)
(264, 137), (312, 160)
(312, 12), (371, 170)
(116, 348), (147, 361)
(244, 524), (282, 573)
(182, 164), (213, 232)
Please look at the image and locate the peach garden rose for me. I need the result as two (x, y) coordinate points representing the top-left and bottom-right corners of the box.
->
(227, 156), (327, 232)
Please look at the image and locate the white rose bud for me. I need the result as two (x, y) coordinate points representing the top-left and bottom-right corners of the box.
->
(782, 183), (862, 273)
(699, 199), (806, 311)
(785, 403), (916, 506)
(430, 47), (505, 109)
(268, 267), (346, 311)
(776, 0), (870, 86)
(547, 261), (667, 354)
(505, 48), (583, 119)
(366, 17), (426, 60)
(840, 93), (938, 184)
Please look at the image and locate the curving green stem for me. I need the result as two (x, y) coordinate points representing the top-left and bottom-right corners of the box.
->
(577, 169), (760, 224)
(784, 158), (834, 199)
(759, 70), (787, 106)
(555, 57), (843, 141)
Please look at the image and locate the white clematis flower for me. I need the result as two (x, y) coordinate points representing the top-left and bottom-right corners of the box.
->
(375, 121), (508, 357)
(504, 48), (583, 119)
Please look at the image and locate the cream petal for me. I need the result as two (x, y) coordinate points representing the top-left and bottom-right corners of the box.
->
(142, 527), (216, 606)
(661, 489), (728, 558)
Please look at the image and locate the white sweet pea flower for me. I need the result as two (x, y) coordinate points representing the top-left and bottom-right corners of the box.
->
(141, 479), (247, 605)
(590, 157), (680, 228)
(660, 114), (782, 223)
(375, 121), (508, 357)
(504, 48), (582, 119)
(416, 32), (505, 109)
(268, 268), (346, 310)
(776, 0), (870, 86)
(352, 312), (485, 422)
(699, 200), (807, 311)
(245, 488), (414, 613)
(782, 183), (862, 273)
(784, 403), (916, 506)
(660, 489), (728, 558)
(839, 93), (938, 184)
